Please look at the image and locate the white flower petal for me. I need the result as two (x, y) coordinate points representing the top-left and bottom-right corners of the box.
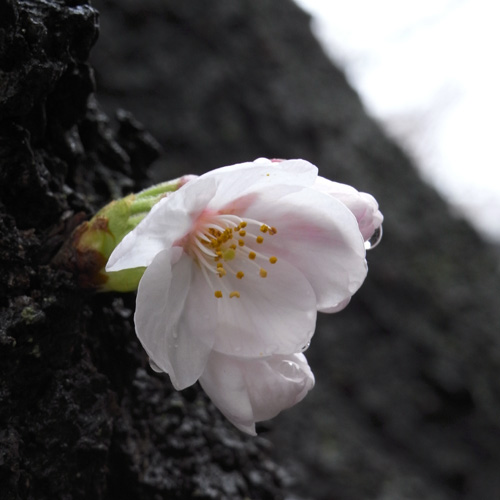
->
(313, 176), (384, 242)
(212, 257), (317, 358)
(243, 185), (368, 312)
(200, 352), (256, 435)
(199, 351), (315, 435)
(106, 176), (218, 272)
(105, 199), (175, 272)
(135, 249), (216, 390)
(252, 352), (315, 422)
(203, 158), (318, 210)
(319, 296), (352, 314)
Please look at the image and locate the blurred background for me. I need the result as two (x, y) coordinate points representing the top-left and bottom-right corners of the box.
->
(295, 0), (500, 242)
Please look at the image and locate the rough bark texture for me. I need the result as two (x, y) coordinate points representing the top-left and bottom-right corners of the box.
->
(2, 0), (500, 499)
(0, 1), (296, 499)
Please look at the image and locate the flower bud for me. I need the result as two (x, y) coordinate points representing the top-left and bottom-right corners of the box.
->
(58, 175), (196, 291)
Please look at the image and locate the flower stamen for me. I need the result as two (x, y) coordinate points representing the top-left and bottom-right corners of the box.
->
(188, 213), (279, 299)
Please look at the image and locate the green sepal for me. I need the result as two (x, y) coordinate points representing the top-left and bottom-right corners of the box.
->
(64, 176), (193, 292)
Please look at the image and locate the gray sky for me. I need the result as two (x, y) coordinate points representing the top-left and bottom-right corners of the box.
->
(295, 0), (500, 241)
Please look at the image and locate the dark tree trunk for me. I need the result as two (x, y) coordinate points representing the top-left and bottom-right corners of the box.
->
(1, 1), (296, 499)
(2, 0), (500, 499)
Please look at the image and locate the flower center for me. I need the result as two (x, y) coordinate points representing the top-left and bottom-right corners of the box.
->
(187, 213), (278, 299)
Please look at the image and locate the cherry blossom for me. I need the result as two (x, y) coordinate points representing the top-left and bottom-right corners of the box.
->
(106, 158), (377, 432)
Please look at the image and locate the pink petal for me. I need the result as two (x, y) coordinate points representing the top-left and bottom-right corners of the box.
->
(244, 186), (368, 312)
(313, 176), (383, 242)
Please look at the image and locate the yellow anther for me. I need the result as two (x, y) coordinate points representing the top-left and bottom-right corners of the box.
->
(230, 244), (237, 250)
(269, 256), (278, 264)
(239, 230), (246, 237)
(236, 271), (245, 279)
(248, 252), (256, 260)
(256, 236), (264, 244)
(238, 239), (245, 246)
(260, 225), (268, 233)
(259, 268), (268, 278)
(217, 262), (224, 269)
(240, 221), (247, 228)
(218, 268), (227, 277)
(214, 290), (223, 298)
(269, 227), (277, 235)
(229, 291), (240, 299)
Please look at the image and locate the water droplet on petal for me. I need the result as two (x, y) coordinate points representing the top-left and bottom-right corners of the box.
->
(301, 342), (311, 352)
(365, 225), (383, 250)
(278, 360), (302, 381)
(149, 358), (163, 373)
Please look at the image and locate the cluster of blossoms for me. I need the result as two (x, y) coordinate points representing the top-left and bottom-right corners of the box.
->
(106, 158), (383, 434)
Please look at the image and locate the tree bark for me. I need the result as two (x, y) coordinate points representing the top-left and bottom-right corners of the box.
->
(1, 1), (297, 499)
